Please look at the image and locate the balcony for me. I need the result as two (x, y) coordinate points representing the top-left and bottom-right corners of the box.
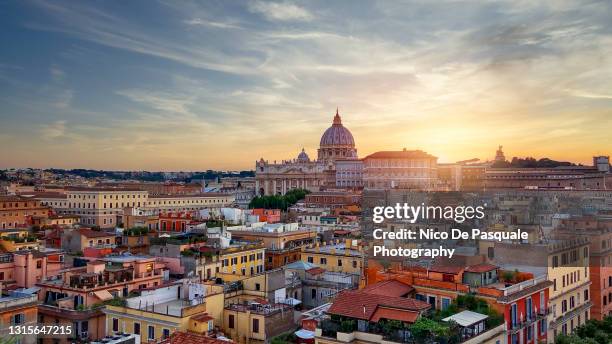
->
(509, 309), (551, 334)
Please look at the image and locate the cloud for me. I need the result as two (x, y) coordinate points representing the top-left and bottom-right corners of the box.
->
(248, 1), (313, 22)
(40, 120), (67, 139)
(183, 18), (242, 30)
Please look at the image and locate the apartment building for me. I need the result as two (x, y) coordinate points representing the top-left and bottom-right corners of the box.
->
(103, 282), (225, 344)
(37, 256), (168, 341)
(0, 195), (50, 229)
(0, 291), (39, 344)
(301, 240), (364, 277)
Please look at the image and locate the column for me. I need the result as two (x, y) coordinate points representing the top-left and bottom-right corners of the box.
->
(273, 180), (277, 195)
(282, 179), (287, 195)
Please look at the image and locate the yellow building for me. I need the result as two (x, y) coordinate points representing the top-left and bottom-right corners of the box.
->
(216, 243), (266, 281)
(0, 229), (40, 252)
(103, 282), (224, 343)
(547, 237), (592, 340)
(301, 240), (364, 276)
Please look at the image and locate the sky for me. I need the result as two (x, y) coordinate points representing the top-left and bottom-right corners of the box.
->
(0, 0), (611, 171)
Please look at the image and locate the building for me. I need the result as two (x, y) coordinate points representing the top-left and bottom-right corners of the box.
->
(303, 191), (361, 210)
(362, 149), (438, 190)
(0, 195), (50, 229)
(335, 159), (363, 188)
(255, 110), (358, 196)
(62, 228), (116, 254)
(301, 240), (364, 277)
(217, 243), (266, 281)
(553, 216), (612, 320)
(0, 291), (39, 344)
(34, 188), (234, 229)
(228, 224), (317, 270)
(484, 238), (592, 340)
(103, 282), (225, 344)
(314, 288), (431, 344)
(159, 331), (233, 344)
(37, 256), (169, 341)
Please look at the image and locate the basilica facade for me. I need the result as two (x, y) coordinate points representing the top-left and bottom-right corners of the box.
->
(255, 110), (358, 196)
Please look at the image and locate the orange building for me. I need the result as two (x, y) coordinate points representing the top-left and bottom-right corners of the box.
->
(0, 196), (50, 229)
(0, 291), (39, 343)
(250, 208), (281, 223)
(159, 212), (192, 233)
(37, 256), (168, 341)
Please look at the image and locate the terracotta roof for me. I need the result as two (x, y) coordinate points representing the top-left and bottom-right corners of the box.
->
(465, 263), (498, 273)
(160, 331), (232, 344)
(363, 149), (436, 160)
(191, 313), (214, 322)
(79, 228), (115, 238)
(370, 307), (420, 323)
(361, 280), (414, 297)
(429, 265), (464, 274)
(327, 290), (430, 321)
(306, 267), (326, 275)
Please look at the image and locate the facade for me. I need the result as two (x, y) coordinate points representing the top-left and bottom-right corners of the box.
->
(362, 149), (438, 190)
(304, 191), (361, 210)
(554, 216), (612, 320)
(301, 241), (364, 277)
(335, 159), (363, 188)
(35, 188), (234, 228)
(0, 291), (39, 344)
(228, 226), (317, 270)
(0, 195), (50, 229)
(103, 283), (225, 344)
(255, 110), (358, 196)
(37, 256), (169, 341)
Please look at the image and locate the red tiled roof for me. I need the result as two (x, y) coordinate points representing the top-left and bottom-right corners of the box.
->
(160, 331), (232, 344)
(79, 228), (115, 238)
(429, 265), (464, 274)
(191, 313), (214, 322)
(327, 290), (430, 321)
(465, 263), (498, 273)
(370, 307), (420, 323)
(306, 267), (326, 275)
(361, 280), (414, 297)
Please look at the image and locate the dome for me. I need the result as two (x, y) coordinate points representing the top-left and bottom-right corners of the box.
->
(319, 109), (355, 147)
(297, 148), (310, 162)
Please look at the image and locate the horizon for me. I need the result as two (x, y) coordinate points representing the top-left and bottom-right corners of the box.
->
(1, 1), (611, 170)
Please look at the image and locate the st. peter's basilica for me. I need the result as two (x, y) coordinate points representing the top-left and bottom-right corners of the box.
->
(255, 109), (359, 196)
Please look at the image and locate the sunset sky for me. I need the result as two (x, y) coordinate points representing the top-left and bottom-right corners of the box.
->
(0, 0), (611, 171)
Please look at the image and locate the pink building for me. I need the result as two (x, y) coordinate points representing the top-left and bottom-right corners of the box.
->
(0, 249), (65, 289)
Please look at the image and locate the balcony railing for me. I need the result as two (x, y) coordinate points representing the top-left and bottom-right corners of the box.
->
(509, 309), (551, 333)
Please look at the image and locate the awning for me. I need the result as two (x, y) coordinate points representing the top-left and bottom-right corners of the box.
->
(282, 298), (302, 306)
(93, 290), (113, 301)
(294, 329), (315, 339)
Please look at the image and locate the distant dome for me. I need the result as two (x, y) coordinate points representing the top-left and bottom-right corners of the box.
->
(320, 109), (355, 147)
(297, 148), (310, 162)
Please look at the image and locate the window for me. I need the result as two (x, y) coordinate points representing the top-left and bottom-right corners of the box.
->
(133, 323), (140, 335)
(311, 289), (317, 300)
(320, 257), (327, 265)
(352, 260), (357, 268)
(228, 315), (235, 329)
(252, 319), (260, 333)
(338, 259), (342, 267)
(441, 298), (451, 310)
(307, 256), (313, 263)
(162, 329), (170, 339)
(11, 313), (24, 325)
(112, 318), (119, 332)
(148, 325), (155, 340)
(255, 283), (261, 291)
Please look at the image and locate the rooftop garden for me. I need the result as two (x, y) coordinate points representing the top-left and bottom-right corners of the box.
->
(321, 294), (503, 344)
(123, 227), (149, 236)
(151, 233), (207, 245)
(249, 188), (310, 211)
